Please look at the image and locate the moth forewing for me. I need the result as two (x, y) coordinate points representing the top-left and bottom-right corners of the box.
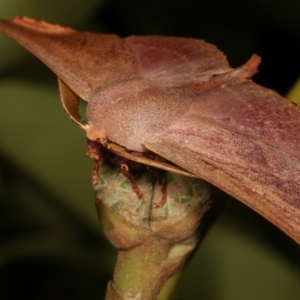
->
(144, 129), (300, 245)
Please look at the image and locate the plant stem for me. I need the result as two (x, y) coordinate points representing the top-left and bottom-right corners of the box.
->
(94, 160), (212, 300)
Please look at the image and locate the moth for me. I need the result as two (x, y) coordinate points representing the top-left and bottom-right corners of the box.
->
(0, 16), (299, 244)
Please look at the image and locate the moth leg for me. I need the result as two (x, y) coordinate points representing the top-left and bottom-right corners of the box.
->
(86, 139), (103, 185)
(120, 164), (144, 199)
(153, 176), (167, 208)
(91, 159), (100, 185)
(148, 169), (167, 208)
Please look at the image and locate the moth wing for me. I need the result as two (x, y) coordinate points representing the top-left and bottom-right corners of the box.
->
(0, 17), (231, 101)
(0, 17), (138, 101)
(125, 35), (231, 87)
(144, 124), (300, 244)
(144, 78), (300, 244)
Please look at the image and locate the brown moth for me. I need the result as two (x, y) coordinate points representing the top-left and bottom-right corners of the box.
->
(0, 16), (300, 244)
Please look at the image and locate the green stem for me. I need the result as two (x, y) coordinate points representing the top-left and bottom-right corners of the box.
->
(94, 160), (212, 300)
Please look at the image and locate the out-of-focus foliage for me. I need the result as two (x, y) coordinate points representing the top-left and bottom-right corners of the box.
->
(0, 1), (299, 299)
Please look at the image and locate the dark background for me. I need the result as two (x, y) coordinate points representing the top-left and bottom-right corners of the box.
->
(0, 0), (299, 299)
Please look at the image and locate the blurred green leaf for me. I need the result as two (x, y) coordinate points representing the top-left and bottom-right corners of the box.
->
(0, 80), (97, 226)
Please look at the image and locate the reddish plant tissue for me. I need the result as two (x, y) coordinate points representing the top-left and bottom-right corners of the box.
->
(0, 16), (300, 244)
